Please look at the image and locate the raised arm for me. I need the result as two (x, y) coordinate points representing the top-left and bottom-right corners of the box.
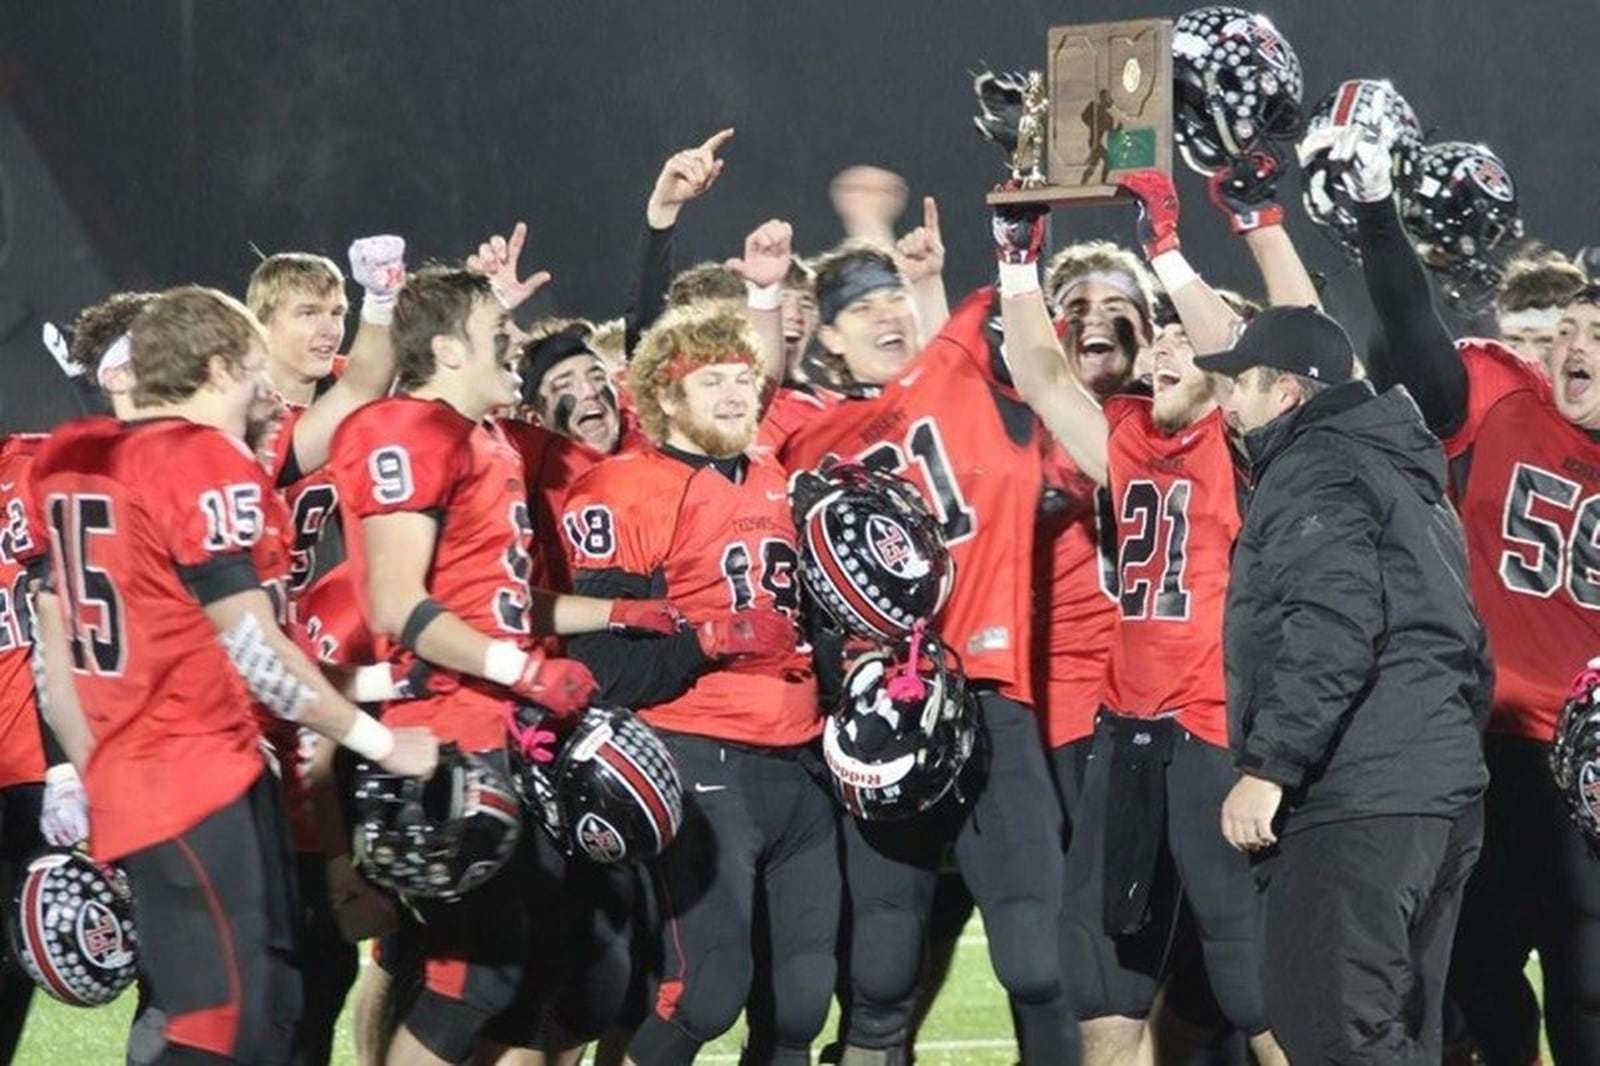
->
(725, 219), (794, 389)
(992, 200), (1109, 485)
(1117, 170), (1243, 355)
(1207, 146), (1322, 308)
(897, 196), (950, 338)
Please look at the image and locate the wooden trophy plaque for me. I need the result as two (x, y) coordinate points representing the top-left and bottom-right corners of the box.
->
(987, 18), (1174, 208)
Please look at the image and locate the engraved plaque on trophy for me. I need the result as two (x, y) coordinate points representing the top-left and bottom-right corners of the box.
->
(985, 18), (1174, 207)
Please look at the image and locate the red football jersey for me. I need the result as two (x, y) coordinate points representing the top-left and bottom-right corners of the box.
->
(1035, 441), (1118, 749)
(32, 418), (274, 862)
(0, 435), (49, 789)
(757, 384), (845, 454)
(331, 397), (532, 751)
(782, 287), (1044, 704)
(561, 445), (818, 746)
(1101, 398), (1241, 748)
(1445, 340), (1600, 740)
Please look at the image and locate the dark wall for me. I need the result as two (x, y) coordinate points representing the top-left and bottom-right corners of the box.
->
(3, 0), (1595, 430)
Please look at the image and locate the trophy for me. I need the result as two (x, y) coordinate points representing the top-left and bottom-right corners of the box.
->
(979, 18), (1175, 207)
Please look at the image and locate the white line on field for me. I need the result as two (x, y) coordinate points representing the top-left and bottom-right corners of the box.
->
(697, 1038), (1017, 1062)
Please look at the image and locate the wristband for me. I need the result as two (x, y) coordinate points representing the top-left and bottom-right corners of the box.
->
(399, 597), (447, 650)
(998, 261), (1041, 298)
(745, 280), (783, 311)
(341, 712), (396, 762)
(45, 763), (79, 786)
(350, 663), (400, 703)
(359, 293), (396, 328)
(1149, 251), (1199, 294)
(484, 641), (529, 687)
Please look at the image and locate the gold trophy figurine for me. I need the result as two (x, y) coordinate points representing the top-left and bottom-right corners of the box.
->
(1013, 71), (1049, 186)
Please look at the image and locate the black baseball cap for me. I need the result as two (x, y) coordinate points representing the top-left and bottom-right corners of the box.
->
(1195, 305), (1355, 384)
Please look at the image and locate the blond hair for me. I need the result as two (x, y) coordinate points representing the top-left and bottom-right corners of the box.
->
(628, 305), (762, 442)
(246, 252), (345, 324)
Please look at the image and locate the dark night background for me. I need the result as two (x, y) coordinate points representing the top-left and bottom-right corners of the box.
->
(0, 1), (1592, 430)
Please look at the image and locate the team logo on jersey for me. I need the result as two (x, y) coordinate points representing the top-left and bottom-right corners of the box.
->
(1456, 156), (1514, 202)
(76, 900), (133, 969)
(865, 514), (929, 579)
(575, 812), (627, 863)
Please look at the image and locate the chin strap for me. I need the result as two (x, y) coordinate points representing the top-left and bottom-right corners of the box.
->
(885, 620), (931, 702)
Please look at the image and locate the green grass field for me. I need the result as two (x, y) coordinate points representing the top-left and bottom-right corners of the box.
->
(11, 925), (1550, 1064)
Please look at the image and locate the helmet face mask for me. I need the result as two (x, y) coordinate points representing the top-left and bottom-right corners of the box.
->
(1554, 665), (1600, 841)
(8, 849), (139, 1007)
(1172, 5), (1304, 175)
(822, 634), (977, 821)
(791, 461), (953, 642)
(351, 744), (522, 901)
(1300, 79), (1424, 260)
(1400, 141), (1524, 312)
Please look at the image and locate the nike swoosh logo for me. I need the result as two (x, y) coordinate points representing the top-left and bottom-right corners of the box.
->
(900, 369), (924, 386)
(0, 483), (13, 492)
(765, 490), (787, 501)
(692, 783), (728, 794)
(1179, 431), (1201, 447)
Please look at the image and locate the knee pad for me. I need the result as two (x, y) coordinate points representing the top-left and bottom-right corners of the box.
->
(848, 906), (925, 1007)
(1198, 936), (1268, 1034)
(769, 951), (836, 1047)
(982, 899), (1063, 1004)
(407, 989), (494, 1064)
(659, 965), (752, 1048)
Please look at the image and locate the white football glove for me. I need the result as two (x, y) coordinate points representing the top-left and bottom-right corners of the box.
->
(40, 764), (90, 847)
(1298, 125), (1395, 204)
(348, 235), (407, 326)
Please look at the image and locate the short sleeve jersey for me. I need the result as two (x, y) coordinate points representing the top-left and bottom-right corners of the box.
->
(32, 418), (272, 862)
(1035, 440), (1118, 749)
(1102, 398), (1242, 748)
(562, 445), (819, 746)
(330, 396), (532, 751)
(1445, 340), (1600, 740)
(757, 384), (845, 454)
(781, 287), (1045, 704)
(0, 435), (48, 788)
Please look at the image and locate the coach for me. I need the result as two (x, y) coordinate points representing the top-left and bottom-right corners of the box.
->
(1197, 305), (1492, 1063)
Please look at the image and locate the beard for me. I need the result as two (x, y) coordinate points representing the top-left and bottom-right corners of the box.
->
(1152, 371), (1215, 434)
(677, 408), (755, 458)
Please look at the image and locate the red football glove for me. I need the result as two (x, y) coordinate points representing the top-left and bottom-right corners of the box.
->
(510, 650), (597, 719)
(696, 609), (796, 660)
(1116, 169), (1182, 259)
(1207, 147), (1286, 235)
(390, 653), (461, 701)
(607, 598), (685, 635)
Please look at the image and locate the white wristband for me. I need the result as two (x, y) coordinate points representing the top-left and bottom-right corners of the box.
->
(360, 293), (396, 328)
(745, 280), (783, 312)
(341, 712), (396, 762)
(998, 261), (1041, 298)
(350, 663), (401, 703)
(45, 763), (79, 787)
(1149, 251), (1198, 294)
(484, 641), (529, 687)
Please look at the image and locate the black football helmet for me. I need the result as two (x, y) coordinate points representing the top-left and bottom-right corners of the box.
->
(791, 460), (953, 643)
(350, 743), (522, 900)
(1552, 661), (1600, 842)
(1299, 79), (1424, 260)
(1400, 141), (1523, 312)
(554, 705), (684, 864)
(7, 848), (138, 1007)
(1172, 5), (1304, 175)
(822, 632), (977, 821)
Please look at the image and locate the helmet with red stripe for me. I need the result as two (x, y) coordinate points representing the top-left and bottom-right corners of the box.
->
(350, 743), (522, 900)
(7, 848), (138, 1007)
(822, 631), (977, 821)
(790, 460), (953, 642)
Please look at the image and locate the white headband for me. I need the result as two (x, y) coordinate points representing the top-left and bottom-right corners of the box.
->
(1056, 270), (1147, 313)
(97, 333), (134, 391)
(1498, 307), (1564, 334)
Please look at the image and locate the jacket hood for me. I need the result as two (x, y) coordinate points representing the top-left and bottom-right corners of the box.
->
(1245, 381), (1446, 502)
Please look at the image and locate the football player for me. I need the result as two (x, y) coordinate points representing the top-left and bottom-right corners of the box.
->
(993, 161), (1316, 1065)
(562, 304), (835, 1066)
(1326, 113), (1600, 1066)
(32, 285), (437, 1065)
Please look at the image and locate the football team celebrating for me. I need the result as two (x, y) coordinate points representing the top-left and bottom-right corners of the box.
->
(3, 6), (1600, 1066)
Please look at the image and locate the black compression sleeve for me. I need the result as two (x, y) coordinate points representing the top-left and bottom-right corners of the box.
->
(178, 553), (261, 605)
(1353, 198), (1469, 438)
(567, 566), (708, 706)
(624, 223), (676, 359)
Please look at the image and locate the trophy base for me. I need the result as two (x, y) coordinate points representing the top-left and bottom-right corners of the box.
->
(986, 183), (1131, 208)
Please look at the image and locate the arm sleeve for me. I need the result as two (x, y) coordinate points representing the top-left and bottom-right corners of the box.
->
(1237, 465), (1387, 788)
(567, 566), (709, 706)
(625, 223), (676, 358)
(1352, 198), (1468, 438)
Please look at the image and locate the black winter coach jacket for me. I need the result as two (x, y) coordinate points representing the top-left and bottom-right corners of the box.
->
(1224, 381), (1491, 831)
